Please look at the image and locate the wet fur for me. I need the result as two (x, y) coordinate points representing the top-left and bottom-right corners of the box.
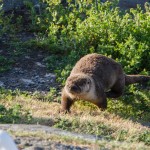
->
(61, 53), (150, 112)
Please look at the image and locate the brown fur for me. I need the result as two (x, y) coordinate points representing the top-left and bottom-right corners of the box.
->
(61, 53), (150, 112)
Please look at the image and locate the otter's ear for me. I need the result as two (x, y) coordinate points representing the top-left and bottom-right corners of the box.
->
(61, 89), (74, 113)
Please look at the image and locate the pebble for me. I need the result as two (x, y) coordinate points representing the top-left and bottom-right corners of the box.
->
(25, 56), (30, 59)
(20, 79), (35, 85)
(0, 81), (4, 87)
(45, 73), (56, 79)
(38, 78), (45, 84)
(14, 138), (21, 145)
(33, 147), (44, 150)
(35, 62), (46, 68)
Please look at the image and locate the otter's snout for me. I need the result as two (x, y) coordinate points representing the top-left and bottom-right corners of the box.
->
(68, 84), (81, 93)
(71, 85), (78, 92)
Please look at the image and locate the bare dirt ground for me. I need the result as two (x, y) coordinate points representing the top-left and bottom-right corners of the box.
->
(0, 49), (57, 93)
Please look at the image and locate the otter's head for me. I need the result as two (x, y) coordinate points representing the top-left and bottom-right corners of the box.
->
(65, 74), (92, 95)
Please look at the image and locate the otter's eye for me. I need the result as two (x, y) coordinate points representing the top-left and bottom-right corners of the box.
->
(87, 81), (90, 84)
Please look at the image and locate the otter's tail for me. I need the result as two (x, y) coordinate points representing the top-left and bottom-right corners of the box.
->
(125, 75), (150, 85)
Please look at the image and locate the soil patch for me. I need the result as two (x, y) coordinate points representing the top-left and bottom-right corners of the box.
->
(0, 49), (58, 93)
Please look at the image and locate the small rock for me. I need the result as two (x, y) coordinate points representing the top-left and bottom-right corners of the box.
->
(20, 79), (35, 85)
(34, 75), (40, 79)
(45, 73), (56, 79)
(25, 56), (30, 59)
(24, 142), (33, 147)
(14, 138), (21, 145)
(50, 79), (55, 83)
(37, 54), (43, 58)
(0, 81), (4, 87)
(38, 78), (45, 84)
(35, 62), (46, 68)
(14, 68), (24, 74)
(14, 67), (20, 71)
(34, 147), (44, 150)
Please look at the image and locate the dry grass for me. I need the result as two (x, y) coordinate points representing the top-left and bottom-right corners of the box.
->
(2, 94), (149, 130)
(1, 91), (150, 149)
(2, 94), (149, 125)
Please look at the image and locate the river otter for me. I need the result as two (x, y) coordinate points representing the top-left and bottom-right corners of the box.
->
(61, 53), (150, 112)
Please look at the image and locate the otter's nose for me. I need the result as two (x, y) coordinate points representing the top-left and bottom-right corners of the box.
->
(71, 85), (78, 92)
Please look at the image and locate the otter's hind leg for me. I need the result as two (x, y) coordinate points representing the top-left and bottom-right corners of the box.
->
(106, 75), (125, 98)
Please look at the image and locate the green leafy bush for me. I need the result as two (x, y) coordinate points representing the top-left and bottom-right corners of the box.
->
(138, 130), (150, 145)
(27, 0), (150, 83)
(0, 104), (32, 123)
(1, 1), (150, 78)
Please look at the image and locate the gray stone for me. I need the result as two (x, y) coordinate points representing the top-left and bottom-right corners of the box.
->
(45, 73), (56, 79)
(0, 81), (4, 87)
(34, 147), (44, 150)
(25, 56), (31, 59)
(38, 78), (45, 84)
(35, 62), (46, 68)
(14, 138), (21, 145)
(20, 78), (35, 85)
(33, 75), (40, 79)
(14, 68), (24, 74)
